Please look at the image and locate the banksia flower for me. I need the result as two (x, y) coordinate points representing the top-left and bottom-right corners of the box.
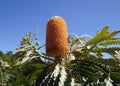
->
(46, 16), (69, 58)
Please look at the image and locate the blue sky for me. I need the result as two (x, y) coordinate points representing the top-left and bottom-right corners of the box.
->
(0, 0), (120, 53)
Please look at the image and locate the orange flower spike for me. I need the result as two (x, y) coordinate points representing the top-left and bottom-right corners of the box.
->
(46, 16), (69, 58)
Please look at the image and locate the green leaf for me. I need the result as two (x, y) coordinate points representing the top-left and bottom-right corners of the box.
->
(70, 59), (110, 85)
(86, 26), (109, 45)
(93, 47), (120, 53)
(99, 39), (120, 46)
(106, 30), (120, 39)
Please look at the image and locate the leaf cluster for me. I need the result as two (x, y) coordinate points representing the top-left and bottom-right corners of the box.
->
(1, 26), (120, 86)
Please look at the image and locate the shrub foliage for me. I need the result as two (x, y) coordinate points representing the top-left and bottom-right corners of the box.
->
(0, 26), (120, 86)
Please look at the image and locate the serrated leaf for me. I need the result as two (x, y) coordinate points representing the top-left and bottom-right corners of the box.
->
(93, 47), (120, 53)
(86, 26), (109, 45)
(12, 51), (27, 60)
(70, 60), (110, 85)
(106, 30), (120, 39)
(99, 26), (109, 35)
(99, 39), (120, 46)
